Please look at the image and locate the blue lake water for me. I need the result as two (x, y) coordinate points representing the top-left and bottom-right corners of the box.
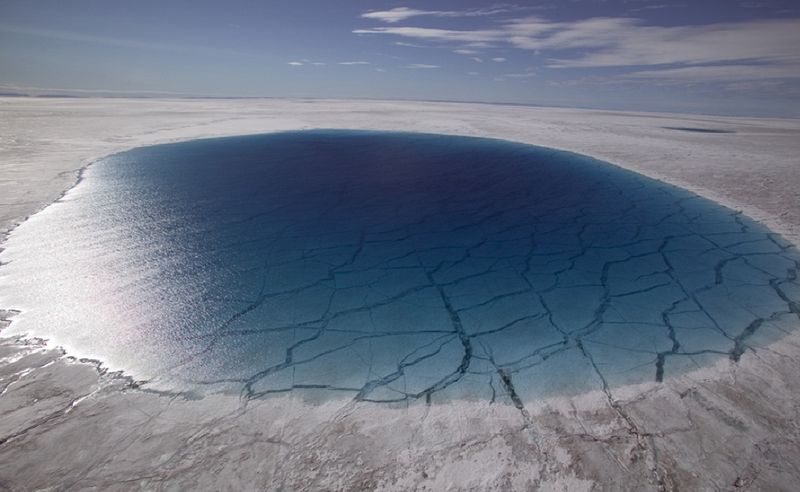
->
(1, 130), (798, 404)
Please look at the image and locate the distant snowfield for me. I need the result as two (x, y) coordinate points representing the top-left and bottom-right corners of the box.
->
(1, 98), (799, 244)
(1, 97), (799, 490)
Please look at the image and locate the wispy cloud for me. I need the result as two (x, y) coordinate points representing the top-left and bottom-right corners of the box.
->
(355, 16), (800, 83)
(354, 17), (800, 67)
(494, 69), (537, 82)
(539, 19), (800, 69)
(359, 17), (796, 66)
(623, 64), (800, 83)
(394, 41), (425, 48)
(354, 26), (503, 44)
(361, 6), (522, 24)
(290, 60), (329, 67)
(503, 71), (537, 78)
(492, 57), (507, 62)
(338, 61), (370, 65)
(406, 63), (439, 69)
(625, 3), (687, 13)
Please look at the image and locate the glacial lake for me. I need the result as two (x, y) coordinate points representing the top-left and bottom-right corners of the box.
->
(1, 130), (798, 404)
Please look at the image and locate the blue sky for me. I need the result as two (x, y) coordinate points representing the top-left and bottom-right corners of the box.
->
(1, 0), (799, 116)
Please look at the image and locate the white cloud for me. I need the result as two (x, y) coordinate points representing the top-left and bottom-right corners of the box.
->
(624, 64), (800, 82)
(492, 57), (507, 62)
(361, 7), (433, 23)
(406, 64), (439, 69)
(394, 41), (425, 48)
(465, 42), (493, 49)
(288, 61), (303, 66)
(540, 18), (800, 68)
(503, 71), (537, 78)
(360, 6), (519, 24)
(311, 62), (327, 66)
(626, 3), (687, 13)
(354, 18), (800, 67)
(338, 61), (370, 65)
(454, 49), (481, 55)
(468, 71), (480, 75)
(471, 57), (484, 63)
(354, 16), (800, 84)
(354, 26), (502, 44)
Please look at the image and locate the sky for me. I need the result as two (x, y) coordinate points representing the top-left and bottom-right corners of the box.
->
(1, 0), (799, 117)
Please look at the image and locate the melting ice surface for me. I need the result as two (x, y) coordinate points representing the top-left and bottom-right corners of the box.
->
(1, 131), (799, 404)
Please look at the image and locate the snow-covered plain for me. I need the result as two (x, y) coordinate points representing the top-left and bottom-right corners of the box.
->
(1, 97), (800, 490)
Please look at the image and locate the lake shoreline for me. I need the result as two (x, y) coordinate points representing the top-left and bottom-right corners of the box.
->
(1, 98), (799, 490)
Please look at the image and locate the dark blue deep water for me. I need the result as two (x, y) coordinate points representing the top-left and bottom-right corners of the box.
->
(1, 131), (798, 404)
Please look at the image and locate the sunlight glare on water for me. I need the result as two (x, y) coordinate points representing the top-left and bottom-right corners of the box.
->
(1, 131), (798, 404)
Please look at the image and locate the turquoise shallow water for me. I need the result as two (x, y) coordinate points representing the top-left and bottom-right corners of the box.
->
(1, 131), (798, 404)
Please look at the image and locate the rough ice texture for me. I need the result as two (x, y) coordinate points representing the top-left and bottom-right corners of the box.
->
(1, 98), (800, 490)
(2, 131), (798, 407)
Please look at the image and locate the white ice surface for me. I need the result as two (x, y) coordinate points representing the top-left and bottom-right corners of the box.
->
(1, 97), (799, 490)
